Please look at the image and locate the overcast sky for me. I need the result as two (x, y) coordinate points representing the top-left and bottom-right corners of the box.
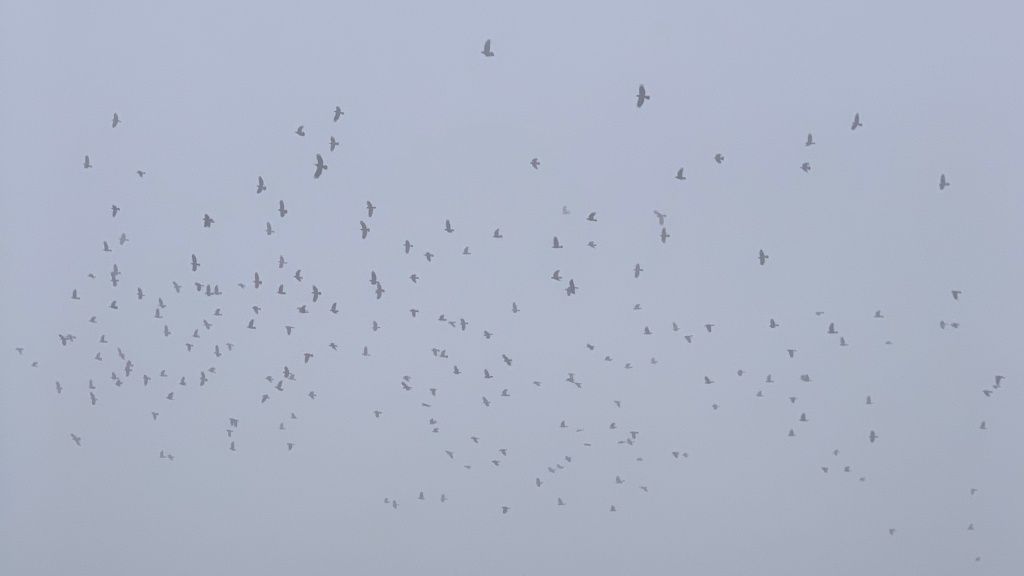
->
(2, 1), (1022, 575)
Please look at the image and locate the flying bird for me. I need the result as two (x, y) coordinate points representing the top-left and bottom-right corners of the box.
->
(83, 155), (92, 169)
(295, 125), (305, 136)
(805, 133), (815, 146)
(111, 113), (120, 128)
(256, 176), (266, 194)
(758, 249), (769, 265)
(850, 113), (862, 130)
(939, 174), (950, 190)
(333, 106), (344, 122)
(278, 200), (288, 218)
(190, 254), (200, 272)
(675, 167), (686, 180)
(801, 162), (811, 173)
(530, 158), (540, 169)
(366, 201), (376, 217)
(360, 221), (370, 239)
(202, 214), (214, 228)
(636, 84), (650, 108)
(714, 153), (725, 164)
(481, 39), (494, 57)
(313, 154), (327, 178)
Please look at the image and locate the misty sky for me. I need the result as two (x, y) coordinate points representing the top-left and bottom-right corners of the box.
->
(2, 1), (1023, 575)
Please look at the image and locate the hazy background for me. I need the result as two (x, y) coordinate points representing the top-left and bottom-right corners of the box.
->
(2, 1), (1022, 575)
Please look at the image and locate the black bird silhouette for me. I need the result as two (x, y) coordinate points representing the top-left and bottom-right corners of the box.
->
(360, 221), (370, 239)
(333, 106), (344, 122)
(313, 154), (327, 179)
(481, 39), (494, 57)
(190, 254), (200, 272)
(83, 155), (92, 169)
(636, 84), (650, 108)
(256, 176), (266, 194)
(111, 113), (120, 128)
(850, 113), (862, 130)
(202, 214), (214, 228)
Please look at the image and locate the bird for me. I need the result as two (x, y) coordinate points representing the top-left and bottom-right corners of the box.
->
(202, 214), (214, 228)
(587, 212), (597, 222)
(714, 153), (725, 164)
(801, 162), (811, 173)
(328, 136), (340, 151)
(552, 236), (563, 249)
(551, 270), (562, 281)
(869, 430), (878, 443)
(366, 201), (376, 218)
(636, 84), (650, 108)
(256, 176), (266, 194)
(634, 263), (643, 278)
(675, 167), (686, 180)
(530, 158), (540, 169)
(481, 39), (494, 57)
(444, 219), (455, 233)
(83, 155), (92, 169)
(111, 204), (120, 217)
(758, 249), (769, 265)
(660, 227), (670, 243)
(951, 290), (962, 301)
(136, 170), (146, 178)
(654, 210), (667, 225)
(939, 174), (950, 190)
(333, 106), (344, 122)
(295, 125), (305, 136)
(851, 113), (862, 130)
(70, 433), (82, 446)
(566, 279), (578, 296)
(190, 254), (200, 272)
(278, 200), (288, 218)
(313, 154), (327, 178)
(111, 113), (120, 128)
(360, 221), (370, 239)
(266, 222), (275, 235)
(805, 133), (815, 146)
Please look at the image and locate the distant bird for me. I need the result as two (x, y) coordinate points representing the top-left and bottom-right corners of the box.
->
(83, 155), (92, 169)
(313, 153), (327, 178)
(566, 279), (578, 296)
(481, 39), (494, 57)
(805, 133), (815, 146)
(493, 228), (503, 239)
(190, 254), (200, 272)
(70, 433), (82, 446)
(634, 263), (643, 278)
(530, 158), (540, 169)
(329, 136), (340, 151)
(111, 113), (120, 128)
(278, 200), (288, 218)
(404, 239), (413, 254)
(256, 176), (266, 194)
(869, 430), (878, 443)
(266, 222), (275, 235)
(660, 227), (670, 243)
(654, 210), (667, 225)
(551, 269), (562, 281)
(136, 170), (146, 178)
(295, 125), (305, 136)
(801, 162), (811, 173)
(636, 84), (650, 108)
(366, 201), (376, 218)
(939, 174), (950, 190)
(360, 221), (370, 239)
(202, 214), (214, 228)
(552, 236), (563, 249)
(758, 249), (769, 265)
(333, 106), (344, 122)
(714, 153), (725, 164)
(951, 290), (962, 301)
(675, 167), (686, 180)
(444, 219), (455, 233)
(587, 212), (597, 222)
(850, 113), (862, 130)
(111, 204), (120, 217)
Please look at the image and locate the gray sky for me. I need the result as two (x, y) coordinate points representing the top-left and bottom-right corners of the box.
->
(2, 1), (1022, 574)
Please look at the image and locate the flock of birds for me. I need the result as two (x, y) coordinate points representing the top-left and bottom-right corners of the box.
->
(10, 38), (997, 565)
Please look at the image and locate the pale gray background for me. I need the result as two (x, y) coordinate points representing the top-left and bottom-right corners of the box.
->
(2, 1), (1022, 575)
